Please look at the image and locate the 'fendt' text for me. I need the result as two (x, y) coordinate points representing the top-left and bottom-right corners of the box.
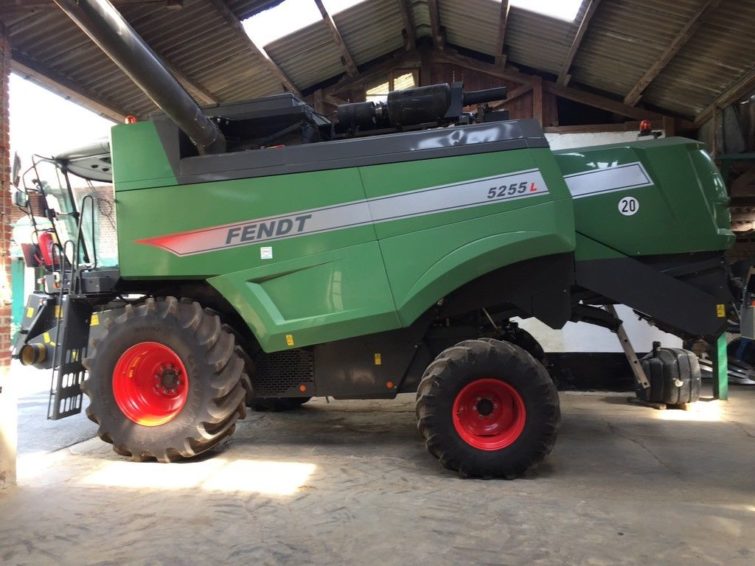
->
(225, 214), (312, 245)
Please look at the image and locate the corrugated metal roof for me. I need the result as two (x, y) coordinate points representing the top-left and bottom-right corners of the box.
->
(255, 0), (405, 91)
(643, 0), (755, 116)
(440, 0), (499, 57)
(1, 0), (753, 123)
(266, 21), (345, 89)
(571, 0), (711, 99)
(506, 3), (586, 76)
(333, 0), (404, 65)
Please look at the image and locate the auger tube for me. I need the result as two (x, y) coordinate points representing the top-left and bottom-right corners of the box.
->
(54, 0), (226, 154)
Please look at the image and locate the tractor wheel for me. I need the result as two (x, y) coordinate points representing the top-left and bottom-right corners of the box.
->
(249, 397), (312, 411)
(82, 297), (247, 462)
(416, 339), (560, 478)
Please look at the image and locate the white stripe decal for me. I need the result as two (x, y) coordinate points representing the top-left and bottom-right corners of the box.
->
(564, 162), (652, 199)
(139, 169), (550, 256)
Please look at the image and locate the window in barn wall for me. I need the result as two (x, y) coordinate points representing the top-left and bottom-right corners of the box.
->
(365, 70), (419, 103)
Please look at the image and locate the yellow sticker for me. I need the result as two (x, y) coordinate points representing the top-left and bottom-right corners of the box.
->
(54, 305), (61, 319)
(43, 332), (50, 344)
(90, 313), (100, 326)
(716, 304), (726, 318)
(26, 307), (35, 318)
(374, 353), (382, 366)
(285, 334), (295, 347)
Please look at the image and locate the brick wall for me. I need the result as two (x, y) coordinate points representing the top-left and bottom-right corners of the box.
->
(0, 23), (11, 367)
(0, 21), (16, 488)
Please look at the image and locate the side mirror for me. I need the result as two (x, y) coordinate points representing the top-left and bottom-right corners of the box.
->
(12, 153), (21, 189)
(13, 189), (28, 208)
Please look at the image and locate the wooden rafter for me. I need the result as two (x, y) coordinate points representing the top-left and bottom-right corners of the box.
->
(695, 67), (755, 126)
(624, 0), (722, 106)
(557, 0), (600, 86)
(432, 50), (532, 85)
(492, 83), (532, 109)
(532, 75), (543, 125)
(207, 0), (300, 96)
(427, 0), (444, 50)
(11, 50), (125, 122)
(489, 83), (532, 111)
(398, 0), (416, 50)
(544, 81), (665, 122)
(314, 0), (358, 77)
(494, 1), (510, 66)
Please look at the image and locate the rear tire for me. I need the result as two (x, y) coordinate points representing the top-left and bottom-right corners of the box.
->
(416, 339), (560, 478)
(82, 297), (247, 462)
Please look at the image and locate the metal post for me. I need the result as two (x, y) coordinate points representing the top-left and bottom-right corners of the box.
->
(713, 333), (728, 400)
(605, 305), (651, 390)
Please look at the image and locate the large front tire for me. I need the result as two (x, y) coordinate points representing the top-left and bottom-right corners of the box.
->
(82, 297), (247, 462)
(416, 339), (559, 478)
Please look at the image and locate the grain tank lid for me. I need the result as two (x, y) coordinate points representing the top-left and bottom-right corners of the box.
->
(54, 138), (113, 183)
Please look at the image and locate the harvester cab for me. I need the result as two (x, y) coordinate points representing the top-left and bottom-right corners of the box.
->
(12, 145), (115, 418)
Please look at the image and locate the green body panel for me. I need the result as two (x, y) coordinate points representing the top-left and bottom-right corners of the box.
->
(110, 121), (731, 352)
(116, 167), (372, 277)
(554, 137), (733, 261)
(208, 242), (400, 350)
(358, 149), (574, 325)
(111, 122), (178, 190)
(114, 141), (574, 352)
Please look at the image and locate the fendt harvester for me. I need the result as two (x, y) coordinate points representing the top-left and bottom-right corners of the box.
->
(14, 0), (734, 478)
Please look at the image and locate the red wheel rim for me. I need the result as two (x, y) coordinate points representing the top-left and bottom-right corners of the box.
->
(452, 378), (526, 451)
(112, 342), (189, 427)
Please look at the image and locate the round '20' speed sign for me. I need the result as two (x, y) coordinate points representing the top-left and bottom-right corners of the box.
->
(618, 196), (639, 216)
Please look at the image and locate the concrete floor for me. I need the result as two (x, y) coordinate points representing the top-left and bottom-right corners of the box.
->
(1, 368), (754, 565)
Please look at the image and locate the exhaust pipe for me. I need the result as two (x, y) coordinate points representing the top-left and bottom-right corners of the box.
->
(54, 0), (226, 154)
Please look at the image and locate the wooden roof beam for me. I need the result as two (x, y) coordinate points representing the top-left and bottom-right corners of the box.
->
(545, 81), (668, 122)
(557, 0), (601, 86)
(314, 0), (359, 77)
(432, 50), (533, 85)
(488, 82), (532, 110)
(11, 50), (125, 122)
(428, 0), (444, 50)
(624, 0), (722, 106)
(695, 67), (755, 126)
(207, 0), (301, 96)
(494, 1), (510, 66)
(398, 0), (416, 51)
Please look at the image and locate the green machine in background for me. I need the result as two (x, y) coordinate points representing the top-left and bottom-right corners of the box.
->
(12, 0), (734, 478)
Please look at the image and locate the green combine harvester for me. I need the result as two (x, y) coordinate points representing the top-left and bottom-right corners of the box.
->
(13, 0), (733, 478)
